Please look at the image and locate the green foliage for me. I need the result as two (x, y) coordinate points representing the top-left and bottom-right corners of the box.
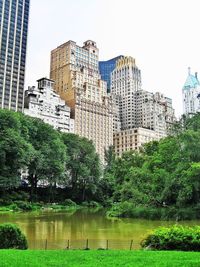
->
(0, 110), (101, 204)
(107, 203), (200, 220)
(107, 113), (200, 219)
(0, 223), (28, 249)
(0, 110), (33, 189)
(82, 201), (101, 208)
(141, 226), (200, 251)
(62, 133), (102, 202)
(61, 199), (77, 207)
(13, 201), (33, 211)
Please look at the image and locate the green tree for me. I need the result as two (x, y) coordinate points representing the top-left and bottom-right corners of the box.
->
(0, 110), (33, 189)
(62, 133), (101, 202)
(20, 117), (67, 201)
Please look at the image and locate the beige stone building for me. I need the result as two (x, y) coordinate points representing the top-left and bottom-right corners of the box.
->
(113, 127), (158, 157)
(50, 40), (113, 163)
(111, 56), (176, 156)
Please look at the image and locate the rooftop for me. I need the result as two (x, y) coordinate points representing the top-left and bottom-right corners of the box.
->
(183, 67), (200, 90)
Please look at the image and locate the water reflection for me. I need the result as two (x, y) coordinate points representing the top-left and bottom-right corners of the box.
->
(0, 209), (200, 249)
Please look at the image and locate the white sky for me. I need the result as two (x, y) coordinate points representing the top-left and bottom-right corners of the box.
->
(26, 0), (200, 117)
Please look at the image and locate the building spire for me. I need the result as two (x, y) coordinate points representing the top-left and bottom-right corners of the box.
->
(188, 67), (191, 75)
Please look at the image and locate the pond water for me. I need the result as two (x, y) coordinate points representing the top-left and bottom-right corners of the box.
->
(0, 209), (199, 250)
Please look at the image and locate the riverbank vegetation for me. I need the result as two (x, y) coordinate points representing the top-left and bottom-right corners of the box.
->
(141, 226), (200, 251)
(0, 250), (200, 267)
(1, 110), (200, 220)
(105, 114), (200, 220)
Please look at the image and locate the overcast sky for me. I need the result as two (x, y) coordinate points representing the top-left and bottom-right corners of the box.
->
(26, 0), (200, 117)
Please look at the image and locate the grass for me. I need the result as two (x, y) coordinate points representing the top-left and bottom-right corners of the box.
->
(0, 250), (200, 267)
(0, 203), (79, 214)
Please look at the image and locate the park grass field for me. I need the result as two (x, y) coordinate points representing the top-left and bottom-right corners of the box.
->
(0, 250), (200, 267)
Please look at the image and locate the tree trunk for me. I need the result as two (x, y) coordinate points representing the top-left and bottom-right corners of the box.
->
(29, 173), (38, 201)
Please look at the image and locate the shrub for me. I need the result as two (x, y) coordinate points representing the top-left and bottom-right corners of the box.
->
(14, 201), (33, 211)
(9, 203), (20, 211)
(10, 191), (30, 202)
(82, 201), (101, 208)
(0, 223), (28, 249)
(62, 199), (77, 207)
(87, 201), (101, 208)
(141, 226), (200, 251)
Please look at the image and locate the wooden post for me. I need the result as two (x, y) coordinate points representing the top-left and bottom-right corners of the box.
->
(106, 240), (109, 250)
(66, 239), (70, 250)
(130, 240), (133, 251)
(86, 239), (89, 250)
(45, 239), (48, 250)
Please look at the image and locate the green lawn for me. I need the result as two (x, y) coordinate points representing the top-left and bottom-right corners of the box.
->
(0, 250), (200, 267)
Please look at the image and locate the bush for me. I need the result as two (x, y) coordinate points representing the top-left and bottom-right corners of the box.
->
(0, 223), (28, 249)
(10, 191), (30, 202)
(9, 203), (20, 212)
(82, 201), (101, 208)
(14, 201), (33, 211)
(141, 226), (200, 251)
(62, 199), (77, 207)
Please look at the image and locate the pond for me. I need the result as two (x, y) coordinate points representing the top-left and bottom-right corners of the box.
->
(0, 209), (199, 250)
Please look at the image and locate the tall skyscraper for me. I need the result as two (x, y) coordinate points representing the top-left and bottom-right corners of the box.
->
(111, 56), (142, 131)
(182, 68), (200, 115)
(0, 0), (30, 112)
(50, 40), (113, 163)
(99, 55), (123, 93)
(111, 56), (176, 156)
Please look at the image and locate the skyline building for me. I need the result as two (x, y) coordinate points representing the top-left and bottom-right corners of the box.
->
(111, 56), (176, 155)
(0, 0), (30, 112)
(99, 55), (123, 93)
(24, 77), (74, 133)
(111, 56), (142, 131)
(50, 40), (113, 163)
(182, 68), (200, 115)
(113, 127), (158, 157)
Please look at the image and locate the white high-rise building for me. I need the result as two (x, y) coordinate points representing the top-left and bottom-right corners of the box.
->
(24, 78), (74, 133)
(111, 56), (176, 155)
(134, 90), (175, 139)
(111, 57), (142, 131)
(182, 68), (200, 115)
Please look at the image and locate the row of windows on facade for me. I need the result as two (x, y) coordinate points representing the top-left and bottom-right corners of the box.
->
(0, 52), (26, 65)
(30, 104), (70, 115)
(1, 37), (27, 51)
(78, 131), (112, 140)
(1, 14), (28, 30)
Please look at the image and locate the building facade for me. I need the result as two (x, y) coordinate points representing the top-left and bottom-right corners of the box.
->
(24, 78), (74, 133)
(113, 127), (158, 157)
(111, 56), (176, 155)
(111, 56), (142, 131)
(0, 0), (30, 112)
(99, 55), (123, 93)
(50, 40), (113, 163)
(182, 68), (200, 115)
(133, 90), (175, 139)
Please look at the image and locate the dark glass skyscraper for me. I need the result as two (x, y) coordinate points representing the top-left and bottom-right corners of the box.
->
(0, 0), (30, 112)
(99, 55), (123, 93)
